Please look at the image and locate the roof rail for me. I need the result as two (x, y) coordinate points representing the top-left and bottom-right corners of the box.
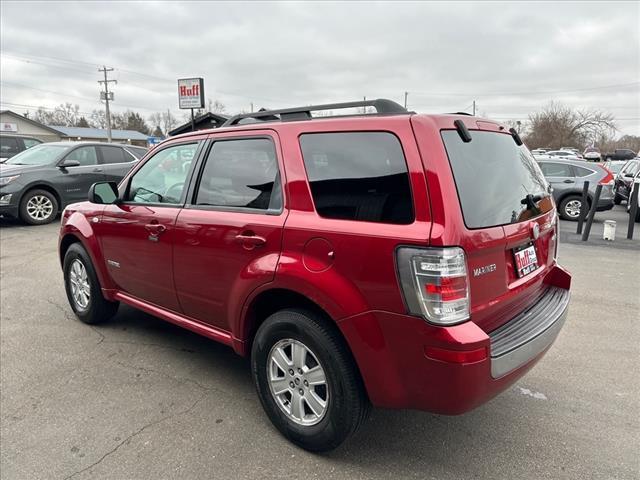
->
(222, 98), (409, 127)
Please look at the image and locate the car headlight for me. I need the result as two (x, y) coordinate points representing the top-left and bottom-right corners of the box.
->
(0, 175), (20, 186)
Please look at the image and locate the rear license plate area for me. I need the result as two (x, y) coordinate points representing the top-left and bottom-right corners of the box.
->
(513, 244), (539, 278)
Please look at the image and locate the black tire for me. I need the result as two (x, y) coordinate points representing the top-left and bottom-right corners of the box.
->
(63, 243), (119, 324)
(614, 192), (622, 205)
(558, 195), (585, 221)
(251, 309), (370, 452)
(19, 189), (58, 225)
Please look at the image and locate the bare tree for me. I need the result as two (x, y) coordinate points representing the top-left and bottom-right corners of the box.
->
(525, 102), (616, 150)
(161, 110), (178, 133)
(90, 109), (107, 129)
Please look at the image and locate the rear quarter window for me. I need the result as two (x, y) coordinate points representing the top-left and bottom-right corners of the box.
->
(299, 132), (414, 224)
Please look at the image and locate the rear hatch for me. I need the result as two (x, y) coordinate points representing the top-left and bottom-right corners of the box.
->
(440, 127), (557, 333)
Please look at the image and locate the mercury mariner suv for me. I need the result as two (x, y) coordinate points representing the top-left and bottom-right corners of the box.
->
(59, 99), (571, 451)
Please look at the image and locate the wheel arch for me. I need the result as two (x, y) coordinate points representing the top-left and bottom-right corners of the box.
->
(20, 183), (63, 210)
(59, 216), (114, 292)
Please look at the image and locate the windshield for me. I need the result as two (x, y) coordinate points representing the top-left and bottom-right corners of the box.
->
(441, 130), (551, 229)
(5, 144), (70, 165)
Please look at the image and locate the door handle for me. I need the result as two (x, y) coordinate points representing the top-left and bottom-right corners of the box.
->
(563, 179), (573, 183)
(235, 232), (266, 248)
(93, 167), (103, 172)
(145, 223), (167, 235)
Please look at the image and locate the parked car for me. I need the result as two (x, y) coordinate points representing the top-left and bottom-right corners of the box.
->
(0, 134), (43, 163)
(0, 142), (141, 225)
(603, 160), (627, 175)
(560, 147), (583, 159)
(626, 170), (640, 222)
(604, 149), (636, 161)
(613, 159), (640, 204)
(537, 158), (615, 220)
(530, 148), (548, 156)
(583, 146), (601, 162)
(545, 150), (582, 160)
(59, 99), (571, 452)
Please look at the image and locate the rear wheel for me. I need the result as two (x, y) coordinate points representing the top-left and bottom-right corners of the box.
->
(19, 189), (58, 225)
(251, 309), (369, 452)
(614, 187), (623, 205)
(63, 243), (119, 324)
(558, 195), (585, 221)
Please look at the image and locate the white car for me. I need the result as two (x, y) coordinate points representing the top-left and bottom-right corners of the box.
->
(583, 147), (601, 162)
(546, 150), (582, 160)
(530, 149), (548, 156)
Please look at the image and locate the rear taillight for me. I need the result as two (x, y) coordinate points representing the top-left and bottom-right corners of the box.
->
(598, 166), (615, 185)
(396, 247), (470, 325)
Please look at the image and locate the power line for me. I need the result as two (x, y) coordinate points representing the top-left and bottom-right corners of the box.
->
(409, 81), (640, 98)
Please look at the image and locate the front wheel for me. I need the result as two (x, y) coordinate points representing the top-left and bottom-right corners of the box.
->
(63, 243), (119, 324)
(251, 309), (369, 452)
(19, 189), (58, 225)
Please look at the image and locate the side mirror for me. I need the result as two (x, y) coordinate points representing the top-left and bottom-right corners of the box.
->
(88, 181), (120, 204)
(59, 159), (81, 168)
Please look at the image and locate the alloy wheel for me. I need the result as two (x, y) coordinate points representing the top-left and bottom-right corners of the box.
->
(69, 259), (91, 310)
(565, 199), (582, 219)
(267, 338), (329, 426)
(26, 195), (54, 221)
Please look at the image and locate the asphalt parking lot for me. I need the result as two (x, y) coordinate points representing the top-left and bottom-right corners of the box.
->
(1, 206), (638, 480)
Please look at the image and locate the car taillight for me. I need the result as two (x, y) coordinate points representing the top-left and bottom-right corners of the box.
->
(598, 166), (615, 185)
(396, 247), (470, 325)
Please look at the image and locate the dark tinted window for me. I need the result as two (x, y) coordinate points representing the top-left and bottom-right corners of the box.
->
(99, 146), (128, 164)
(441, 130), (550, 229)
(299, 132), (413, 224)
(0, 137), (20, 154)
(539, 162), (573, 177)
(195, 138), (281, 211)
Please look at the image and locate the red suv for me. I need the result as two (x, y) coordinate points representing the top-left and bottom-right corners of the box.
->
(59, 99), (571, 451)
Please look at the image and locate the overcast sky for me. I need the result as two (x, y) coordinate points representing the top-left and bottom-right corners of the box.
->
(1, 1), (638, 135)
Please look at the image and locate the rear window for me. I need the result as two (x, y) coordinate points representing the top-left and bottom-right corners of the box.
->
(299, 132), (413, 224)
(441, 130), (550, 229)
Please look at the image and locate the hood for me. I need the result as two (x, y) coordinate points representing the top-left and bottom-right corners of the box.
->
(0, 163), (45, 176)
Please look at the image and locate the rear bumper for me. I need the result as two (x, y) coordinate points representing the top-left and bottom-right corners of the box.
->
(339, 265), (571, 414)
(489, 287), (569, 378)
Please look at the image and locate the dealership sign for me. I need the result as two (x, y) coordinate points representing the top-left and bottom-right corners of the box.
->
(178, 78), (205, 109)
(1, 122), (18, 132)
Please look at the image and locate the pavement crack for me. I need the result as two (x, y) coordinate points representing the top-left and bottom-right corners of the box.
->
(62, 393), (206, 480)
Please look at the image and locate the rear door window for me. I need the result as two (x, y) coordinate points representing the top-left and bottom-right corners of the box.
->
(299, 132), (413, 224)
(441, 130), (550, 229)
(539, 162), (573, 177)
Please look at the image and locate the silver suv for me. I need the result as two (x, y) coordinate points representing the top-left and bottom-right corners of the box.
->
(537, 158), (614, 220)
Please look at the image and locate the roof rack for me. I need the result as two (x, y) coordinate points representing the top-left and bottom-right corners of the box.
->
(222, 98), (409, 127)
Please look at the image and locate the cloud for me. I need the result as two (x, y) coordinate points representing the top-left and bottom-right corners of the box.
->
(1, 1), (638, 134)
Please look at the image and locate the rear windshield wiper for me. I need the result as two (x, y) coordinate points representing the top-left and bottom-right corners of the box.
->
(520, 193), (546, 211)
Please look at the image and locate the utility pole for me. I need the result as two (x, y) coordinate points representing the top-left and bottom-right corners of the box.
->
(472, 100), (476, 116)
(98, 66), (117, 142)
(404, 91), (408, 109)
(250, 102), (254, 112)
